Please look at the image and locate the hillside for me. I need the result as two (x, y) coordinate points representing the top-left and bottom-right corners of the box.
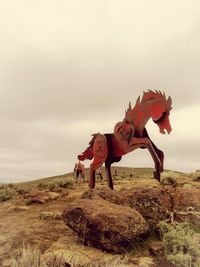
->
(0, 167), (200, 267)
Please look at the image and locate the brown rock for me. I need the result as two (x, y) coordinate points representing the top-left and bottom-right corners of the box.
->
(24, 189), (59, 204)
(47, 192), (59, 201)
(81, 187), (124, 204)
(149, 241), (164, 256)
(173, 188), (200, 227)
(63, 198), (148, 253)
(82, 187), (172, 227)
(118, 187), (172, 226)
(60, 191), (69, 198)
(16, 189), (28, 195)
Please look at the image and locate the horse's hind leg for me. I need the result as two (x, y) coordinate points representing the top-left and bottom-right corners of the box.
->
(105, 163), (113, 189)
(89, 164), (96, 188)
(105, 156), (121, 190)
(89, 134), (108, 189)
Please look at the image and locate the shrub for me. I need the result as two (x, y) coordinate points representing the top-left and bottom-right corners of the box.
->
(57, 178), (74, 188)
(47, 182), (57, 191)
(37, 178), (74, 191)
(8, 183), (15, 188)
(0, 185), (16, 201)
(190, 171), (200, 182)
(158, 221), (200, 267)
(37, 182), (47, 189)
(161, 171), (179, 187)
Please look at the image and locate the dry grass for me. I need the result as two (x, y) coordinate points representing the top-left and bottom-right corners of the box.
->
(10, 245), (132, 267)
(39, 211), (62, 221)
(11, 245), (42, 267)
(1, 167), (194, 267)
(68, 254), (131, 267)
(161, 171), (180, 187)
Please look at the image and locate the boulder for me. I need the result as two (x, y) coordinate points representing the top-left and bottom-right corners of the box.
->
(24, 189), (59, 204)
(82, 187), (172, 227)
(63, 198), (148, 253)
(118, 187), (172, 226)
(81, 187), (124, 204)
(173, 188), (200, 227)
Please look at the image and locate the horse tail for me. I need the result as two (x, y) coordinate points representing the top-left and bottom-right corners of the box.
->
(78, 134), (98, 161)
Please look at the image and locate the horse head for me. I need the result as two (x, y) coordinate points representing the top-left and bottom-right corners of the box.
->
(143, 90), (172, 134)
(124, 90), (172, 135)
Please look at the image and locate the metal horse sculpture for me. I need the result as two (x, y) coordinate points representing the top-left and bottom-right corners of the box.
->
(78, 90), (172, 189)
(74, 160), (85, 182)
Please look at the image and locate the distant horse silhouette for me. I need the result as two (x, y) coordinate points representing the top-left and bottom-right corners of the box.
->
(78, 90), (172, 189)
(74, 160), (85, 183)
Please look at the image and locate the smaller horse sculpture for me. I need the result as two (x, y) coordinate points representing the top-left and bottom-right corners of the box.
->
(96, 167), (103, 180)
(74, 160), (85, 183)
(78, 90), (172, 189)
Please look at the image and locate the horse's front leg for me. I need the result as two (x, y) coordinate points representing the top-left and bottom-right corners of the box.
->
(128, 137), (162, 181)
(89, 134), (108, 189)
(152, 145), (164, 181)
(142, 128), (164, 173)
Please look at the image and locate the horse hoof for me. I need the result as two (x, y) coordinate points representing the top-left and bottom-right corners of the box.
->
(154, 171), (160, 182)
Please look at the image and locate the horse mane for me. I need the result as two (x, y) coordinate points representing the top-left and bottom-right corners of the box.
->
(89, 133), (99, 146)
(125, 90), (172, 120)
(141, 90), (166, 102)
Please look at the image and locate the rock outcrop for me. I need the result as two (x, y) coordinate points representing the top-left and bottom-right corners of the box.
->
(82, 187), (172, 226)
(24, 189), (59, 204)
(81, 187), (124, 204)
(173, 188), (200, 227)
(63, 186), (200, 253)
(120, 187), (172, 225)
(63, 197), (148, 253)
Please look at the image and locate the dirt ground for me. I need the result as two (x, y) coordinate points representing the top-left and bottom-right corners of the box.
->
(0, 167), (192, 266)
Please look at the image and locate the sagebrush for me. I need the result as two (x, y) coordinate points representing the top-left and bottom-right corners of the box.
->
(37, 177), (74, 190)
(0, 184), (16, 201)
(158, 221), (200, 267)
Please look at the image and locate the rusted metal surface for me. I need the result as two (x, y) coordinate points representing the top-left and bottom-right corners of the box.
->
(78, 90), (172, 189)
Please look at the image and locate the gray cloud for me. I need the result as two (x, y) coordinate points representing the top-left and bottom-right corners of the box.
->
(0, 1), (200, 182)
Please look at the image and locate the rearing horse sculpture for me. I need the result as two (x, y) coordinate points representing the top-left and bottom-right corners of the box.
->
(78, 90), (172, 189)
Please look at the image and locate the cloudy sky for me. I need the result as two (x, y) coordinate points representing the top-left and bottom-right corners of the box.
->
(0, 0), (200, 182)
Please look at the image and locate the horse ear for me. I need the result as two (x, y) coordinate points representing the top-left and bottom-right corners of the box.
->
(167, 96), (172, 108)
(129, 101), (132, 110)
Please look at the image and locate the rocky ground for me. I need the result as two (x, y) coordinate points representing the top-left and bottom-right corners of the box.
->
(0, 167), (200, 267)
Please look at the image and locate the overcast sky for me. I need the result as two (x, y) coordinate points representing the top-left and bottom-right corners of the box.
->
(0, 0), (200, 182)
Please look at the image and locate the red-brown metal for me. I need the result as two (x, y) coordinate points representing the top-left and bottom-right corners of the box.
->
(74, 160), (85, 182)
(78, 90), (172, 189)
